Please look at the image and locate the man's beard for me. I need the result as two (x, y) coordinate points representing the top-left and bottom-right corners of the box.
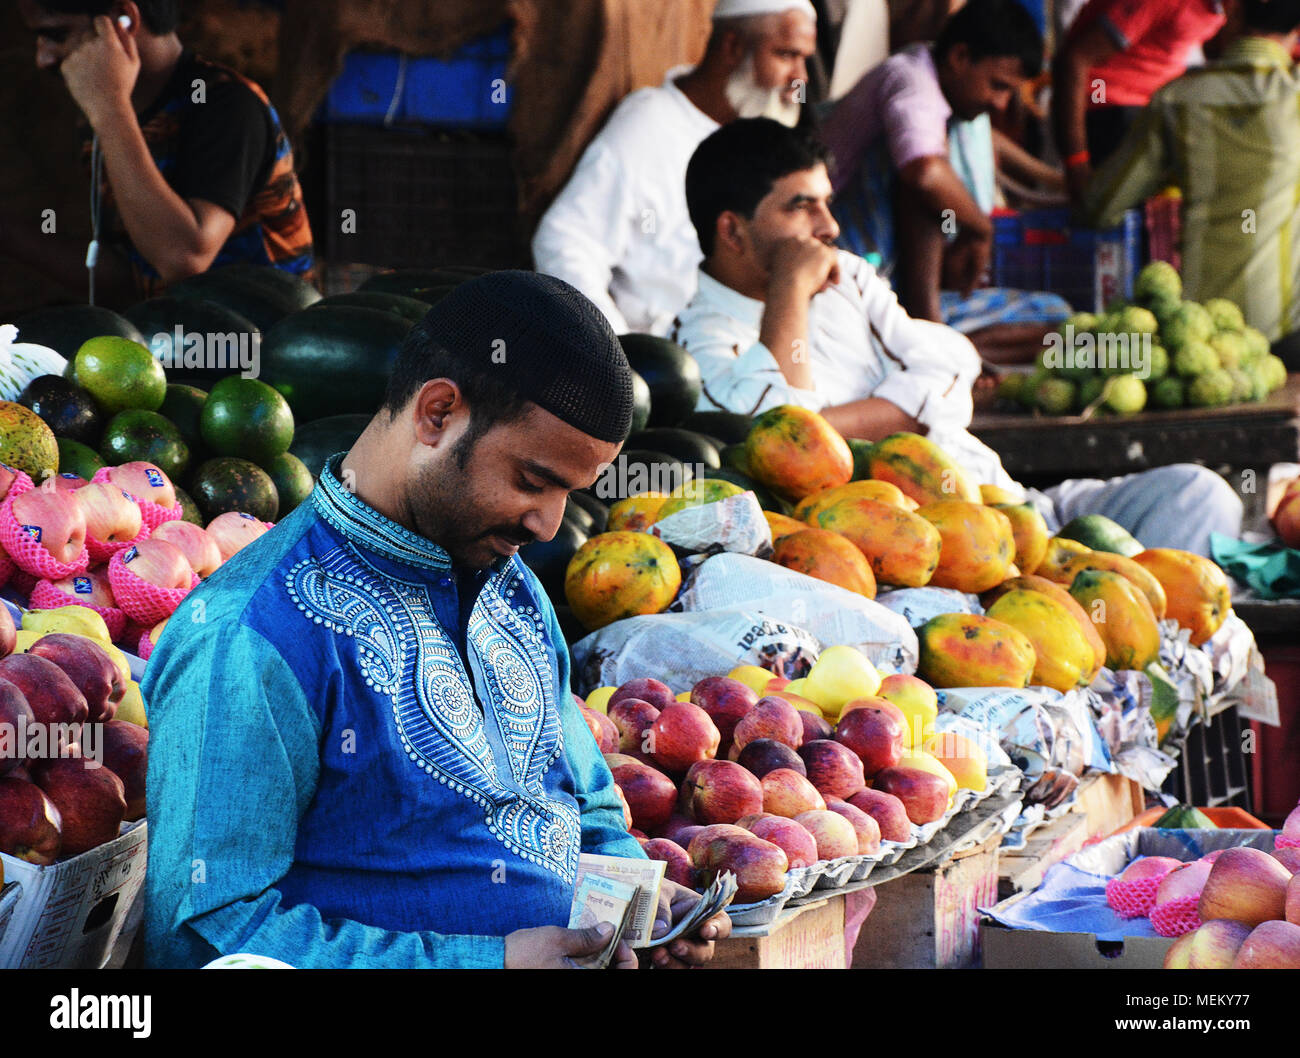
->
(408, 453), (534, 570)
(724, 54), (801, 128)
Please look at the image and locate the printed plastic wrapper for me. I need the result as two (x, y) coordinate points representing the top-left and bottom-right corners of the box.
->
(649, 492), (771, 557)
(670, 552), (918, 674)
(571, 608), (821, 696)
(874, 587), (983, 629)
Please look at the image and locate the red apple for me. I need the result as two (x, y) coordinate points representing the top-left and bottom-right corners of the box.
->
(691, 827), (788, 904)
(0, 652), (88, 736)
(30, 751), (126, 857)
(608, 698), (660, 756)
(824, 797), (882, 855)
(847, 786), (913, 842)
(798, 709), (833, 746)
(27, 632), (124, 723)
(613, 784), (634, 830)
(580, 705), (619, 754)
(0, 602), (14, 658)
(12, 487), (87, 565)
(658, 813), (699, 844)
(150, 519), (222, 577)
(834, 704), (905, 778)
(607, 757), (678, 832)
(46, 568), (117, 608)
(0, 680), (35, 775)
(794, 809), (860, 861)
(104, 461), (176, 509)
(798, 739), (867, 801)
(51, 472), (87, 492)
(205, 511), (270, 561)
(1288, 873), (1300, 925)
(75, 482), (143, 545)
(732, 696), (803, 753)
(689, 676), (758, 753)
(1273, 490), (1300, 549)
(649, 702), (720, 772)
(686, 823), (752, 863)
(1198, 846), (1292, 927)
(1185, 919), (1254, 969)
(760, 768), (826, 818)
(743, 814), (819, 869)
(641, 837), (696, 888)
(0, 463), (18, 501)
(680, 759), (763, 825)
(609, 677), (677, 712)
(1231, 920), (1300, 968)
(119, 538), (193, 590)
(1272, 847), (1300, 874)
(872, 766), (950, 825)
(0, 776), (63, 864)
(735, 738), (806, 779)
(97, 720), (148, 822)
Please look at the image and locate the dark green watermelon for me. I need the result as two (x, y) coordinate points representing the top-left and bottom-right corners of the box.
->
(585, 449), (694, 505)
(17, 375), (104, 447)
(847, 438), (873, 481)
(310, 292), (431, 325)
(626, 428), (721, 470)
(122, 296), (260, 389)
(288, 414), (371, 479)
(679, 411), (755, 445)
(14, 305), (144, 360)
(705, 467), (790, 515)
(629, 370), (652, 434)
(169, 265), (320, 333)
(566, 491), (608, 535)
(618, 334), (703, 428)
(519, 518), (588, 601)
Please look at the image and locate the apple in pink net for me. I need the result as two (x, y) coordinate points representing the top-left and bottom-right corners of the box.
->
(1274, 847), (1300, 874)
(0, 681), (35, 776)
(46, 569), (117, 608)
(205, 511), (270, 561)
(150, 520), (222, 577)
(0, 602), (14, 658)
(99, 720), (148, 822)
(732, 695), (803, 753)
(742, 813), (819, 869)
(834, 704), (904, 778)
(30, 750), (127, 857)
(873, 766), (950, 825)
(760, 768), (826, 818)
(608, 698), (660, 756)
(0, 776), (63, 864)
(689, 676), (757, 752)
(610, 677), (677, 712)
(649, 702), (720, 772)
(641, 837), (696, 888)
(607, 756), (678, 832)
(798, 739), (866, 801)
(735, 738), (805, 779)
(798, 709), (833, 746)
(119, 538), (193, 590)
(0, 652), (88, 736)
(794, 808), (859, 861)
(847, 786), (912, 842)
(12, 487), (87, 565)
(104, 462), (175, 509)
(681, 759), (763, 825)
(76, 482), (143, 545)
(27, 632), (124, 723)
(824, 797), (882, 855)
(1115, 855), (1183, 883)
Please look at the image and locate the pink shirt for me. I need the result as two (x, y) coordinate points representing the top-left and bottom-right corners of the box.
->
(822, 44), (952, 192)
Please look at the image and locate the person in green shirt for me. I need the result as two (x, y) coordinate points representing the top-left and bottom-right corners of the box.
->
(1084, 0), (1300, 356)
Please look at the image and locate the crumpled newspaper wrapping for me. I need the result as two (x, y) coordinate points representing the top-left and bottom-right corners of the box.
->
(648, 492), (771, 557)
(669, 552), (918, 674)
(935, 685), (1113, 809)
(873, 586), (984, 628)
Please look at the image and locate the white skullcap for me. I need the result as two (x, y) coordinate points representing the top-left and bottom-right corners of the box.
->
(712, 0), (817, 21)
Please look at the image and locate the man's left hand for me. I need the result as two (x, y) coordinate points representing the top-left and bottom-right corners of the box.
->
(645, 879), (732, 969)
(60, 16), (140, 127)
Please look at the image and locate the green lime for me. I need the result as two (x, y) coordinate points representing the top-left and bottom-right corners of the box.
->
(56, 436), (106, 480)
(100, 409), (190, 481)
(1104, 376), (1147, 414)
(73, 335), (167, 414)
(262, 450), (314, 517)
(158, 383), (208, 458)
(200, 376), (295, 467)
(174, 484), (204, 526)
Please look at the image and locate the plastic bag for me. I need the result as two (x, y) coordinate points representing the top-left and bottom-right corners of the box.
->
(0, 324), (66, 400)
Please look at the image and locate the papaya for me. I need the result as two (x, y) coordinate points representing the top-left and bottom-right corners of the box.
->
(979, 484), (1023, 505)
(763, 510), (808, 542)
(916, 500), (1016, 594)
(1056, 550), (1168, 619)
(1067, 569), (1161, 671)
(564, 531), (683, 632)
(866, 432), (980, 506)
(744, 405), (853, 502)
(1130, 548), (1231, 645)
(985, 589), (1098, 692)
(917, 613), (1037, 689)
(655, 478), (746, 521)
(607, 492), (667, 533)
(793, 479), (909, 523)
(1035, 536), (1093, 582)
(808, 497), (941, 588)
(771, 528), (878, 599)
(992, 502), (1050, 576)
(981, 574), (1105, 681)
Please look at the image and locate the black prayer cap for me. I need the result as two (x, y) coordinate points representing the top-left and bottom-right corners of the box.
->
(419, 270), (635, 444)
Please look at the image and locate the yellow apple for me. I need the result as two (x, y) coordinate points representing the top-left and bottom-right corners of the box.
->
(898, 750), (958, 802)
(727, 664), (778, 696)
(878, 673), (939, 748)
(923, 731), (988, 792)
(803, 645), (881, 721)
(584, 686), (617, 715)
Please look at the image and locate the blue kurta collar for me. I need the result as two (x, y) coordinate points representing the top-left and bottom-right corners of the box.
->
(312, 453), (456, 573)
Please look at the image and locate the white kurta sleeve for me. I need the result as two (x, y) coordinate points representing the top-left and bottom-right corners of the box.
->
(531, 141), (634, 334)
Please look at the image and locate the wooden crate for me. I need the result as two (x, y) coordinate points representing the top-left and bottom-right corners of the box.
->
(997, 812), (1087, 900)
(707, 897), (846, 970)
(850, 833), (1001, 969)
(1075, 772), (1144, 839)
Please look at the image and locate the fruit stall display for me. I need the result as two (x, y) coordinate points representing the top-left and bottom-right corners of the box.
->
(997, 261), (1289, 416)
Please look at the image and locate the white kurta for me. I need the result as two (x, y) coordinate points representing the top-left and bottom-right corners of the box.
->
(530, 67), (719, 337)
(671, 251), (1019, 490)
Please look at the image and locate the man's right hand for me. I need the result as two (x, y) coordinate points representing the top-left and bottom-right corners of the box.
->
(767, 235), (841, 301)
(1065, 160), (1094, 211)
(943, 229), (991, 297)
(504, 923), (638, 969)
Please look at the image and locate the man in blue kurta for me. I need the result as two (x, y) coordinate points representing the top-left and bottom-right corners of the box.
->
(141, 271), (730, 968)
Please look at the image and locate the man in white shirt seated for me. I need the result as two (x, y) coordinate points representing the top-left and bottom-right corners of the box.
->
(670, 118), (1242, 556)
(530, 0), (818, 337)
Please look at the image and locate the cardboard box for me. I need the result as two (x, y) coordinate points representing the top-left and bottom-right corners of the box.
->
(851, 832), (1001, 968)
(0, 821), (147, 969)
(708, 897), (847, 970)
(981, 827), (1278, 969)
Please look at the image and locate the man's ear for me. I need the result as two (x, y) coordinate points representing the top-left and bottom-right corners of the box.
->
(947, 41), (970, 75)
(411, 379), (462, 447)
(715, 210), (749, 256)
(717, 27), (750, 70)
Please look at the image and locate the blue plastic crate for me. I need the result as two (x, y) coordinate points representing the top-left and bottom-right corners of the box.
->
(991, 206), (1141, 313)
(322, 26), (511, 128)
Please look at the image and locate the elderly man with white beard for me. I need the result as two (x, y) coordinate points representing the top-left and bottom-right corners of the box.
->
(530, 0), (817, 337)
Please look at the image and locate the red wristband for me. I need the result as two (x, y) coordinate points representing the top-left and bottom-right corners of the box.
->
(1065, 150), (1091, 169)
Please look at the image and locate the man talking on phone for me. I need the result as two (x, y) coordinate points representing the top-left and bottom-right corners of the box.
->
(6, 1), (313, 307)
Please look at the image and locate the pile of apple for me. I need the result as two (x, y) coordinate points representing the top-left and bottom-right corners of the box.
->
(0, 460), (268, 656)
(0, 604), (147, 866)
(577, 646), (990, 905)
